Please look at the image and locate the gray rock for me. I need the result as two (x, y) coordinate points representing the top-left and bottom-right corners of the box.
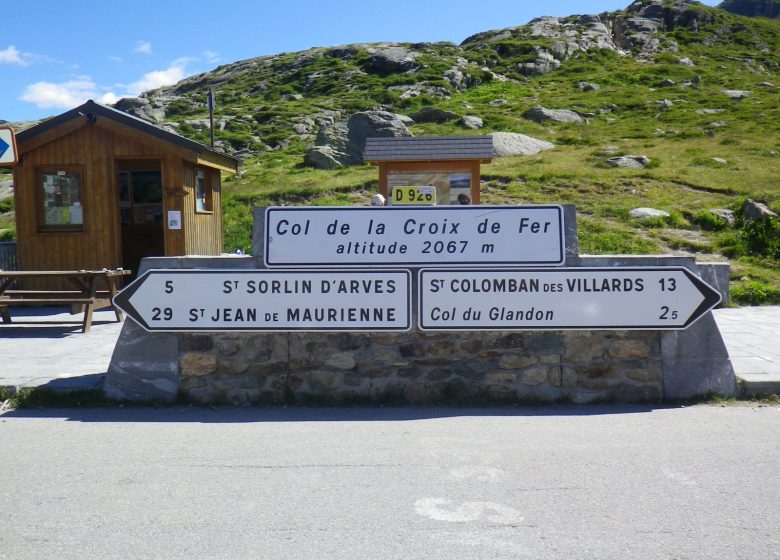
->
(388, 83), (451, 100)
(758, 82), (776, 88)
(607, 155), (651, 169)
(489, 99), (508, 106)
(722, 89), (751, 100)
(707, 121), (728, 128)
(491, 132), (554, 157)
(630, 207), (670, 220)
(659, 79), (676, 87)
(185, 119), (211, 131)
(678, 57), (696, 67)
(408, 107), (460, 124)
(304, 110), (412, 169)
(657, 99), (674, 108)
(303, 145), (348, 169)
(346, 111), (412, 145)
(696, 108), (725, 115)
(392, 113), (415, 125)
(709, 208), (736, 226)
(743, 199), (778, 221)
(524, 107), (587, 124)
(443, 68), (470, 91)
(369, 46), (419, 74)
(578, 81), (600, 91)
(520, 50), (560, 76)
(0, 178), (13, 200)
(459, 116), (484, 130)
(712, 157), (728, 164)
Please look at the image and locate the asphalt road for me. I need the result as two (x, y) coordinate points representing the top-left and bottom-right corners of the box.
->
(0, 405), (778, 560)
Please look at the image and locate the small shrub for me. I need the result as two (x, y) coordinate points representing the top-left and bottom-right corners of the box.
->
(693, 210), (729, 231)
(732, 280), (780, 306)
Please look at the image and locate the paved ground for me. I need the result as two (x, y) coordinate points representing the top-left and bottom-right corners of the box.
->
(714, 307), (780, 395)
(0, 306), (123, 390)
(0, 405), (777, 559)
(0, 306), (779, 394)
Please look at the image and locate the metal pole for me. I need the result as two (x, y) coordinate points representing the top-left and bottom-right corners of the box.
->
(208, 88), (215, 148)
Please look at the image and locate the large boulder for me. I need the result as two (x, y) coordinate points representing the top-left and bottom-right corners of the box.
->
(368, 46), (419, 74)
(491, 132), (555, 157)
(743, 199), (778, 221)
(459, 116), (484, 130)
(524, 107), (588, 124)
(304, 111), (412, 169)
(607, 155), (651, 168)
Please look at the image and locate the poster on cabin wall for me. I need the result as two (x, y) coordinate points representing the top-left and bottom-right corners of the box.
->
(388, 171), (471, 205)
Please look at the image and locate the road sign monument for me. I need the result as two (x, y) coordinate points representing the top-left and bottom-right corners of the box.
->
(264, 205), (565, 267)
(419, 267), (721, 331)
(114, 269), (411, 332)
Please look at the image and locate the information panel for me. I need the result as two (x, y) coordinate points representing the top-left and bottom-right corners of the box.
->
(114, 269), (411, 332)
(264, 206), (565, 267)
(419, 267), (721, 331)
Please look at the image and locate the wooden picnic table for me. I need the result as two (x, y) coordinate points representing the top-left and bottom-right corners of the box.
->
(0, 269), (132, 333)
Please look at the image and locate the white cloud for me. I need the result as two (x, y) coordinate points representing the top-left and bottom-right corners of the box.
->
(108, 55), (123, 63)
(0, 45), (58, 66)
(203, 50), (220, 64)
(123, 59), (189, 95)
(134, 41), (152, 55)
(20, 78), (103, 109)
(20, 58), (191, 110)
(0, 45), (25, 65)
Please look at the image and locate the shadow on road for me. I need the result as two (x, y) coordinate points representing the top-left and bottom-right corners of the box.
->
(1, 403), (668, 424)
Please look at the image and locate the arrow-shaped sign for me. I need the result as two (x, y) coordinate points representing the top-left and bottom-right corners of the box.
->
(419, 267), (722, 331)
(0, 127), (18, 167)
(114, 269), (412, 332)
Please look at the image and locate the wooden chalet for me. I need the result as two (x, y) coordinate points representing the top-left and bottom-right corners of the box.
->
(364, 136), (493, 205)
(12, 100), (239, 283)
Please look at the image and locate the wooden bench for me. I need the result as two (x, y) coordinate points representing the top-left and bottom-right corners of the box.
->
(0, 269), (132, 333)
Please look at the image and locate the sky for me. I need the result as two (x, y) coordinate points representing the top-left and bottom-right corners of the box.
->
(1, 0), (718, 122)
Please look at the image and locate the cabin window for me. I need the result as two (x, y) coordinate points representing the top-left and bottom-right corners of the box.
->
(195, 168), (212, 212)
(37, 166), (84, 232)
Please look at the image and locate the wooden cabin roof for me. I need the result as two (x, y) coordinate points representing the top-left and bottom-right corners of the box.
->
(16, 100), (240, 173)
(364, 135), (494, 163)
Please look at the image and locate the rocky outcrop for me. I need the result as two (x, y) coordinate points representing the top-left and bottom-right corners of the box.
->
(718, 0), (780, 19)
(113, 97), (167, 123)
(304, 110), (412, 169)
(491, 132), (555, 157)
(368, 46), (419, 74)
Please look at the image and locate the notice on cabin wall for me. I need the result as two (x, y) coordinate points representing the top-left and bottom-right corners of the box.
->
(168, 210), (182, 230)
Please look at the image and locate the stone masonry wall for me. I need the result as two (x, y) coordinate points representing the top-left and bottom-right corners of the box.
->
(178, 329), (662, 406)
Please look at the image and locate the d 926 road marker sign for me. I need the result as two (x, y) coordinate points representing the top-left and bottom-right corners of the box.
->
(114, 269), (411, 332)
(419, 267), (721, 331)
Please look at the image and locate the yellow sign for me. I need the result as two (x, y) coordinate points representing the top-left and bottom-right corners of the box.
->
(391, 186), (436, 206)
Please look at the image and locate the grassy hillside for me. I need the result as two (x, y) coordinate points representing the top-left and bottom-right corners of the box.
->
(11, 0), (780, 303)
(177, 3), (779, 304)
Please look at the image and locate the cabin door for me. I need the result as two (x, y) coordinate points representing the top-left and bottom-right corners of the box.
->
(117, 160), (164, 277)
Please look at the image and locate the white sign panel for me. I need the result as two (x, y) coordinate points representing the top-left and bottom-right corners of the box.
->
(264, 206), (565, 267)
(419, 267), (721, 331)
(0, 127), (18, 167)
(114, 269), (411, 332)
